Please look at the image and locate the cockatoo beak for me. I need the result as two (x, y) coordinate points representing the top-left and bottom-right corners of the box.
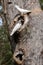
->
(15, 5), (31, 14)
(10, 23), (22, 36)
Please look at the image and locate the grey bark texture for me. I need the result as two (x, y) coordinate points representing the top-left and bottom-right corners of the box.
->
(4, 0), (43, 65)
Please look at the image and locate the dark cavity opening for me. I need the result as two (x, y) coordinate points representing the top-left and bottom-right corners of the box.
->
(16, 53), (23, 61)
(7, 2), (12, 4)
(12, 31), (20, 43)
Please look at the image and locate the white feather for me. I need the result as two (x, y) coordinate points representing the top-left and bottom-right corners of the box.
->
(10, 23), (22, 36)
(15, 5), (31, 13)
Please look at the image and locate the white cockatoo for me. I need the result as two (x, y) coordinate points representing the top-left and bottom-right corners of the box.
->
(10, 5), (31, 36)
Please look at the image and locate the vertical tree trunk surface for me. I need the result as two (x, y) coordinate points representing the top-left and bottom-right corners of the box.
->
(4, 0), (43, 65)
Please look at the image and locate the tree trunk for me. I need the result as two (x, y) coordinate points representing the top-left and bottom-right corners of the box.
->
(3, 0), (43, 65)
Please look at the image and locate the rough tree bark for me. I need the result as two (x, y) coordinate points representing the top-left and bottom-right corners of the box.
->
(3, 0), (43, 65)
